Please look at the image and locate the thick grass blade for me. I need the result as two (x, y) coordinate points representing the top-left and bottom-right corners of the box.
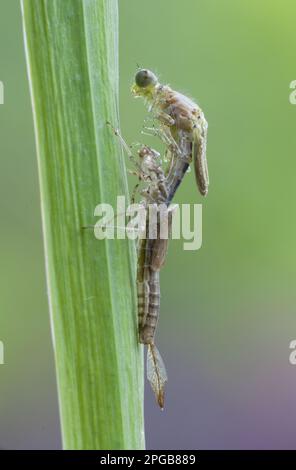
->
(21, 0), (144, 450)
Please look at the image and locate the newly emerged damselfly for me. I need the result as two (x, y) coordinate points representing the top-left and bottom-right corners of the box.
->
(132, 69), (209, 201)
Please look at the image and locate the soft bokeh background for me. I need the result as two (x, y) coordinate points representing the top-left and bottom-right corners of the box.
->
(1, 0), (296, 449)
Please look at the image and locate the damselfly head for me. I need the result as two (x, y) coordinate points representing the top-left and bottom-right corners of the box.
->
(131, 69), (158, 98)
(135, 69), (157, 88)
(138, 145), (160, 160)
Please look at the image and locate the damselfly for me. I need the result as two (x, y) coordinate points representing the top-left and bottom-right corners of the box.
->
(131, 69), (209, 201)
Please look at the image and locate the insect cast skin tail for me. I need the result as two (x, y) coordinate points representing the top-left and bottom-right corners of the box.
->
(146, 343), (167, 409)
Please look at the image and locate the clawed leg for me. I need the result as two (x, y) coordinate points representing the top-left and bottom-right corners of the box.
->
(142, 124), (181, 160)
(106, 121), (142, 172)
(155, 110), (175, 127)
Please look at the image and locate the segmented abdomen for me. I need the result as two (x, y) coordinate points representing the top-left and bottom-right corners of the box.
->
(137, 237), (148, 334)
(139, 269), (160, 344)
(137, 234), (162, 345)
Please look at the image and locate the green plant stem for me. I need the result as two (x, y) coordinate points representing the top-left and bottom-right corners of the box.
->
(21, 0), (144, 450)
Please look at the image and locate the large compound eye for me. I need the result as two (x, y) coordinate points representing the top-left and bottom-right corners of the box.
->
(135, 69), (157, 88)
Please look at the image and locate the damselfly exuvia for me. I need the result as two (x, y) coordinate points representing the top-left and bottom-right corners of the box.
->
(131, 69), (209, 201)
(108, 123), (173, 408)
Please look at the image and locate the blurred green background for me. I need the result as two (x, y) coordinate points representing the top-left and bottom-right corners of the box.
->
(1, 0), (296, 449)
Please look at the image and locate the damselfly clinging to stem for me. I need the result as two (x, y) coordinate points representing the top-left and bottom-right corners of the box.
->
(107, 122), (174, 408)
(131, 69), (209, 202)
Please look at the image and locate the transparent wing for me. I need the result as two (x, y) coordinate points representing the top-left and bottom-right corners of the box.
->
(147, 344), (168, 409)
(193, 119), (209, 196)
